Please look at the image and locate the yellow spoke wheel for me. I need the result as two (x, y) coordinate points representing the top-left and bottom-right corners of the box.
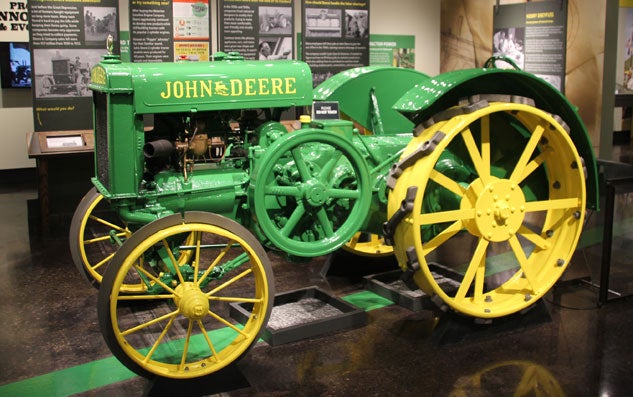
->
(69, 188), (140, 292)
(98, 212), (273, 379)
(388, 101), (586, 318)
(342, 232), (393, 257)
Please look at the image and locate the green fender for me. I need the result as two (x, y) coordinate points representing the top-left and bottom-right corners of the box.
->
(393, 68), (599, 209)
(313, 66), (430, 135)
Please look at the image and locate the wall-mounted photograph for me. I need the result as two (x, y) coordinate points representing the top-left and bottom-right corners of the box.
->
(33, 48), (103, 98)
(259, 6), (292, 34)
(258, 37), (292, 60)
(305, 8), (341, 38)
(345, 9), (368, 38)
(84, 7), (118, 44)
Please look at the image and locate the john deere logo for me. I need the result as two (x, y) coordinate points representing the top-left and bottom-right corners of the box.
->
(191, 2), (207, 17)
(159, 77), (297, 99)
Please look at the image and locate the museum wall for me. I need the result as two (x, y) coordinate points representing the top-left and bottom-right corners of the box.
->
(0, 0), (440, 170)
(440, 0), (609, 155)
(0, 88), (35, 169)
(118, 0), (441, 75)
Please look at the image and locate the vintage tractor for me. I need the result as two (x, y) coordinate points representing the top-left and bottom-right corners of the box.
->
(69, 44), (598, 380)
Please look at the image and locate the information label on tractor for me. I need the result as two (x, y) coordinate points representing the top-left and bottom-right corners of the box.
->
(312, 101), (339, 120)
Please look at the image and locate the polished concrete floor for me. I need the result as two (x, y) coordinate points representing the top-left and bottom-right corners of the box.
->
(1, 154), (633, 396)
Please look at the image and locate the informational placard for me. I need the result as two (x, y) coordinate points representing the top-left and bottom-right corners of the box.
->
(301, 0), (369, 87)
(493, 0), (568, 92)
(0, 0), (29, 42)
(218, 0), (294, 61)
(130, 0), (211, 62)
(29, 0), (119, 131)
(370, 34), (414, 68)
(312, 101), (339, 120)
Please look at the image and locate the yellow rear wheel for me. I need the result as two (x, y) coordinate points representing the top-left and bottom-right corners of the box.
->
(69, 188), (141, 292)
(98, 212), (273, 379)
(343, 232), (393, 257)
(388, 101), (586, 318)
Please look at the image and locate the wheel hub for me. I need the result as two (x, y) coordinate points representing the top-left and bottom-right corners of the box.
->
(174, 282), (209, 320)
(304, 179), (329, 206)
(470, 179), (526, 242)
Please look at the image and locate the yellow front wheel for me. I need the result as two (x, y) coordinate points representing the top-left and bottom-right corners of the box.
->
(98, 212), (274, 379)
(388, 100), (586, 318)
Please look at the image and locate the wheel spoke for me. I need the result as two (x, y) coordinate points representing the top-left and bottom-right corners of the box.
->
(429, 169), (467, 197)
(454, 238), (489, 301)
(480, 114), (491, 177)
(162, 239), (185, 284)
(208, 295), (264, 304)
(116, 294), (174, 300)
(509, 125), (544, 184)
(207, 309), (249, 337)
(265, 185), (302, 197)
(197, 320), (219, 361)
(134, 264), (178, 295)
(291, 147), (312, 181)
(512, 150), (547, 185)
(206, 268), (253, 297)
(347, 233), (361, 247)
(516, 224), (550, 250)
(91, 252), (115, 271)
(461, 128), (490, 184)
(144, 315), (177, 363)
(328, 188), (360, 199)
(473, 249), (486, 303)
(120, 308), (179, 336)
(84, 233), (126, 245)
(88, 215), (127, 233)
(280, 202), (306, 237)
(508, 235), (537, 291)
(316, 208), (334, 237)
(416, 208), (475, 225)
(180, 320), (194, 369)
(524, 198), (581, 213)
(197, 240), (234, 287)
(421, 220), (464, 256)
(318, 149), (342, 181)
(193, 232), (202, 283)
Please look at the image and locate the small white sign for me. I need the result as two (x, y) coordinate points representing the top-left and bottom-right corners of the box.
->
(46, 135), (84, 148)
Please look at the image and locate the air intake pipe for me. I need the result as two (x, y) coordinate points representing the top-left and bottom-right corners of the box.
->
(143, 139), (175, 159)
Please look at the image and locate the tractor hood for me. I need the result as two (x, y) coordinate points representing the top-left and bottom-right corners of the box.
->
(89, 55), (313, 113)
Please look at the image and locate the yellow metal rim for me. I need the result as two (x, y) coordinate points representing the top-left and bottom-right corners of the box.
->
(108, 222), (270, 379)
(389, 102), (586, 318)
